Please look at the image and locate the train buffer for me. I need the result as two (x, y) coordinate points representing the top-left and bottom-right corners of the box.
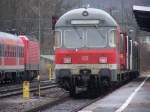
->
(79, 74), (150, 112)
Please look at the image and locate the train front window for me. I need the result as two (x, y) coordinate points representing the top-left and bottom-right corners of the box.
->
(86, 28), (107, 47)
(54, 31), (61, 48)
(109, 30), (116, 47)
(64, 30), (84, 48)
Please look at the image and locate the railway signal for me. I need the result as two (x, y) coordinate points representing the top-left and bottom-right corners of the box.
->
(52, 16), (58, 30)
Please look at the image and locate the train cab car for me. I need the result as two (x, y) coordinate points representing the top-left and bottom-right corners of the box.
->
(0, 32), (24, 82)
(54, 8), (139, 96)
(0, 32), (40, 83)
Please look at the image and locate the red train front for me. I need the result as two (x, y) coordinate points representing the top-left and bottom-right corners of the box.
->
(54, 8), (139, 96)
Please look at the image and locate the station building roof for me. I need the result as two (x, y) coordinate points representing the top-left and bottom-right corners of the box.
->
(133, 5), (150, 31)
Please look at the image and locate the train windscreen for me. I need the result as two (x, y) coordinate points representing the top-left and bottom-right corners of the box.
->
(63, 27), (108, 48)
(86, 28), (107, 47)
(64, 29), (84, 48)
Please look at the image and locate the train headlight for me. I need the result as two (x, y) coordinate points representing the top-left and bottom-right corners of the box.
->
(99, 57), (107, 64)
(64, 57), (72, 64)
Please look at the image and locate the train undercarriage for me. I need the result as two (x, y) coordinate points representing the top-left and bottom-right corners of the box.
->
(56, 69), (139, 97)
(0, 70), (39, 83)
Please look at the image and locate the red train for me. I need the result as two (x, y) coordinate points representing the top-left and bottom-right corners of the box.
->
(0, 32), (40, 82)
(54, 8), (140, 97)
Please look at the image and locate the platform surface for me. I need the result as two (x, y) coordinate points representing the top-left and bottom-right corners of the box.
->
(79, 73), (150, 112)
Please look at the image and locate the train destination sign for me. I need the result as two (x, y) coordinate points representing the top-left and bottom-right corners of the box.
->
(71, 20), (100, 25)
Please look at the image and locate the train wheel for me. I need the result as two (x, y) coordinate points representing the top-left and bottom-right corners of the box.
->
(62, 79), (70, 91)
(69, 76), (77, 97)
(69, 86), (77, 97)
(101, 77), (111, 92)
(12, 73), (17, 83)
(0, 73), (5, 83)
(88, 76), (100, 98)
(97, 76), (102, 93)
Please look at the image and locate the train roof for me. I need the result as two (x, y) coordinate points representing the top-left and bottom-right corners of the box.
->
(0, 32), (24, 46)
(0, 32), (18, 40)
(56, 8), (118, 27)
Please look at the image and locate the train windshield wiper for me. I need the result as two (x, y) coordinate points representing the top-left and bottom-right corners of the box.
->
(73, 26), (84, 48)
(93, 25), (105, 39)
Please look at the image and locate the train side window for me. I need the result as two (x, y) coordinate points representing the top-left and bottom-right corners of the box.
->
(10, 46), (12, 57)
(22, 48), (24, 57)
(1, 44), (2, 57)
(54, 31), (61, 48)
(17, 46), (21, 57)
(4, 45), (7, 57)
(19, 47), (22, 57)
(0, 44), (1, 56)
(109, 30), (116, 47)
(0, 44), (2, 56)
(13, 46), (15, 57)
(19, 47), (20, 57)
(19, 47), (21, 57)
(1, 44), (3, 57)
(18, 47), (20, 57)
(21, 47), (23, 57)
(12, 46), (13, 57)
(2, 44), (4, 57)
(8, 45), (10, 57)
(0, 44), (2, 57)
(14, 47), (16, 57)
(6, 46), (8, 57)
(8, 46), (10, 57)
(16, 47), (17, 57)
(11, 46), (14, 57)
(120, 33), (124, 52)
(13, 47), (16, 57)
(11, 46), (13, 57)
(1, 44), (4, 56)
(8, 45), (9, 57)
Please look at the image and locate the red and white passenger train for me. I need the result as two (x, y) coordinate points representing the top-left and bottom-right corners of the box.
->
(0, 32), (40, 83)
(54, 8), (140, 96)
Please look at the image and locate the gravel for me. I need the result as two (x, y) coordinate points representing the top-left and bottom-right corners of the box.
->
(0, 87), (68, 112)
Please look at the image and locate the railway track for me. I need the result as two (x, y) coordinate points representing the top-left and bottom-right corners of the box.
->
(0, 80), (57, 98)
(27, 79), (132, 112)
(41, 92), (110, 112)
(0, 78), (135, 112)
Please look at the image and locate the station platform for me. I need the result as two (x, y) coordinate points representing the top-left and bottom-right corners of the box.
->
(79, 73), (150, 112)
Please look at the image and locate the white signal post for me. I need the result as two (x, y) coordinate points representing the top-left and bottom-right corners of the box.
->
(37, 75), (41, 97)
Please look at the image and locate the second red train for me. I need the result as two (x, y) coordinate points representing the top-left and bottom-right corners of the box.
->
(0, 32), (40, 83)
